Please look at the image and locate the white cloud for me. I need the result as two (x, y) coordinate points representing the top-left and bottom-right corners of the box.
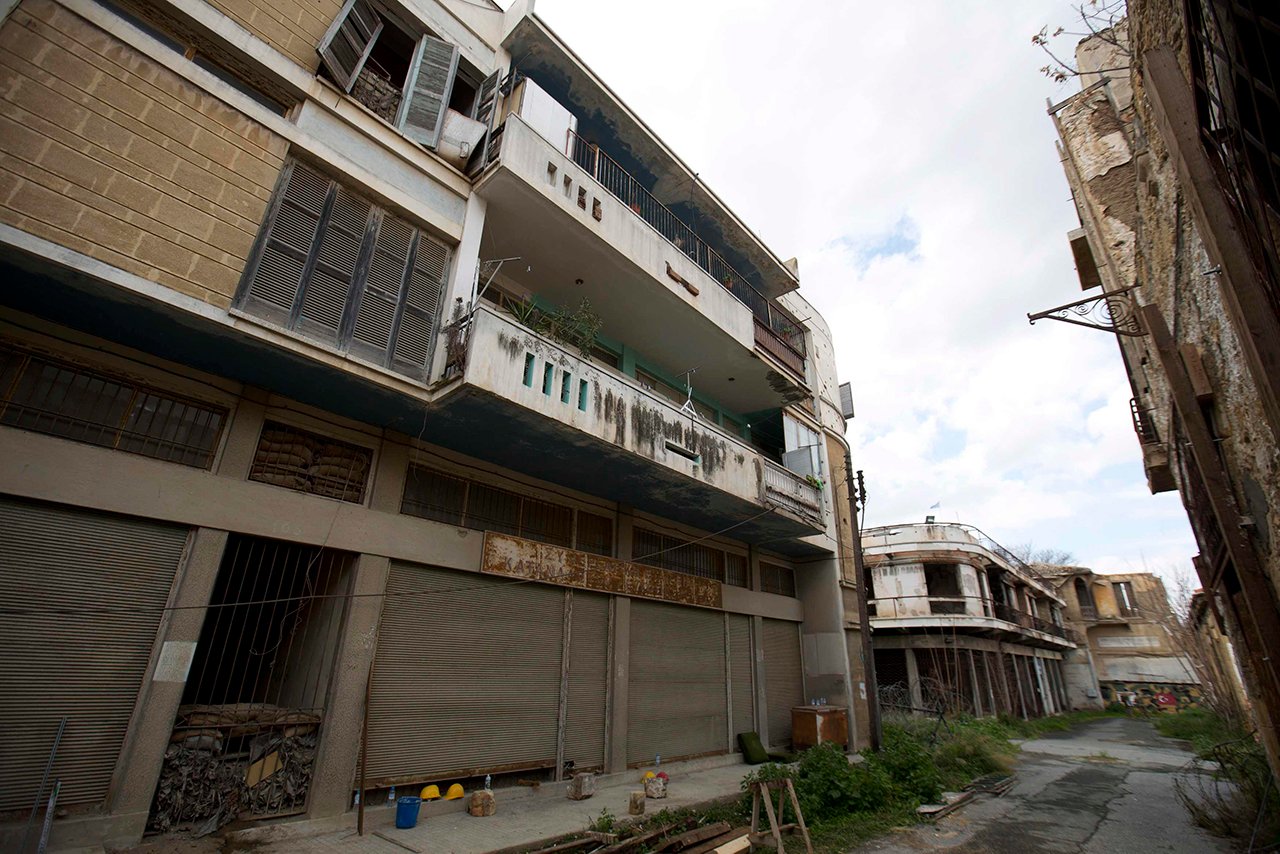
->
(531, 0), (1198, 574)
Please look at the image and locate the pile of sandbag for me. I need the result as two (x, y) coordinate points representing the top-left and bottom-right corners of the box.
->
(250, 426), (370, 502)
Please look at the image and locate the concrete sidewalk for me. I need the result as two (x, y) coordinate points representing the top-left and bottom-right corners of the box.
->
(229, 754), (754, 854)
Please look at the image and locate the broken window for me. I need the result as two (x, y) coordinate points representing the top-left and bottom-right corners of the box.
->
(924, 562), (964, 614)
(237, 160), (450, 380)
(317, 0), (498, 161)
(1114, 581), (1138, 616)
(781, 414), (821, 478)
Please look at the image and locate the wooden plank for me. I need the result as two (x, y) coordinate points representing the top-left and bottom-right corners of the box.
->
(1179, 344), (1215, 403)
(656, 822), (731, 852)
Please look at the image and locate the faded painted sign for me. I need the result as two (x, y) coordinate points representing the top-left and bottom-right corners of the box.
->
(482, 532), (722, 609)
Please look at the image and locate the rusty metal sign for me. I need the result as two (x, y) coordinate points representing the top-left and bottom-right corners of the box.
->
(481, 533), (722, 609)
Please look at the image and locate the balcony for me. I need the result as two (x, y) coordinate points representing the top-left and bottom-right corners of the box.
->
(474, 114), (809, 413)
(869, 594), (1075, 648)
(432, 306), (827, 552)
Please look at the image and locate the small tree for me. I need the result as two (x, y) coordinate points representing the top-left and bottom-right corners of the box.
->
(1032, 1), (1130, 83)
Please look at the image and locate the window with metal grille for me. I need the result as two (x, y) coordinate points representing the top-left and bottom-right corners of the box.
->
(401, 464), (612, 554)
(0, 343), (225, 467)
(632, 527), (748, 587)
(237, 160), (451, 380)
(249, 421), (372, 503)
(760, 562), (796, 597)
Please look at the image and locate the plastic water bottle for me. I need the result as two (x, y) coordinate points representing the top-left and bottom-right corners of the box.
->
(484, 774), (492, 791)
(388, 785), (396, 805)
(353, 790), (361, 807)
(655, 754), (661, 768)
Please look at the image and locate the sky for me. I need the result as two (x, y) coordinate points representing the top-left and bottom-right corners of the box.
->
(519, 0), (1198, 585)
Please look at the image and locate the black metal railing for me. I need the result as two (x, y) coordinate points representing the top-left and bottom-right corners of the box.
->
(1130, 397), (1160, 445)
(564, 129), (806, 363)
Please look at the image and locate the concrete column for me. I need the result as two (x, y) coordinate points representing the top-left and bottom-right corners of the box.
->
(904, 647), (923, 709)
(606, 596), (631, 772)
(615, 504), (634, 560)
(307, 553), (391, 819)
(108, 528), (229, 839)
(215, 387), (268, 479)
(967, 650), (983, 716)
(369, 433), (409, 514)
(751, 615), (769, 745)
(430, 193), (487, 381)
(795, 557), (849, 711)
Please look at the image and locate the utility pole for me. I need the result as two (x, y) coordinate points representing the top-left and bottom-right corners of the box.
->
(844, 454), (881, 750)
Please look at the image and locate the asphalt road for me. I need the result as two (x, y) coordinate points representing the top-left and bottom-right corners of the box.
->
(853, 716), (1232, 854)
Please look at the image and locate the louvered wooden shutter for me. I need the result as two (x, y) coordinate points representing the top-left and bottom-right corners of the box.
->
(296, 185), (373, 344)
(390, 229), (450, 378)
(398, 34), (459, 149)
(467, 70), (501, 176)
(240, 162), (332, 325)
(318, 0), (383, 93)
(349, 212), (414, 364)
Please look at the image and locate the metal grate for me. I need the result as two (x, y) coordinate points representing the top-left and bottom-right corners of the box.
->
(760, 561), (796, 597)
(249, 421), (372, 503)
(1186, 0), (1280, 318)
(0, 343), (225, 467)
(401, 464), (612, 554)
(632, 527), (748, 587)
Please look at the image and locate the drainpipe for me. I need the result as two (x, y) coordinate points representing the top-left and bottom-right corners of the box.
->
(844, 452), (882, 750)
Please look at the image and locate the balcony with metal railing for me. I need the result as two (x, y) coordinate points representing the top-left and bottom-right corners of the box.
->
(868, 593), (1076, 648)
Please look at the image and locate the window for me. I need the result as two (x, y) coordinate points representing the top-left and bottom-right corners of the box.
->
(0, 343), (225, 467)
(401, 464), (613, 555)
(760, 562), (796, 597)
(1114, 581), (1138, 616)
(636, 369), (716, 422)
(249, 421), (373, 503)
(318, 0), (499, 157)
(924, 563), (964, 614)
(782, 414), (821, 478)
(632, 527), (748, 588)
(237, 160), (449, 380)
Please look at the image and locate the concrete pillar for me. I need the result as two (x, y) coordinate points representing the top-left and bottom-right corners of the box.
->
(967, 650), (983, 716)
(606, 596), (631, 772)
(904, 647), (923, 709)
(615, 504), (634, 560)
(109, 528), (229, 838)
(431, 193), (487, 381)
(215, 387), (268, 479)
(369, 433), (409, 514)
(795, 556), (852, 724)
(307, 553), (391, 819)
(751, 615), (768, 746)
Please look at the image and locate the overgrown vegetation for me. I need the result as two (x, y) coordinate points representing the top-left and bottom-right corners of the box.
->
(508, 296), (603, 357)
(1159, 709), (1280, 848)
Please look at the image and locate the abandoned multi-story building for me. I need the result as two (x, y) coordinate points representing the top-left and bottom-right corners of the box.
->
(1041, 0), (1280, 779)
(861, 523), (1077, 719)
(0, 0), (871, 847)
(1044, 568), (1198, 710)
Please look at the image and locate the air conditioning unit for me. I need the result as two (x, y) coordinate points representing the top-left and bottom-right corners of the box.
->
(838, 382), (855, 420)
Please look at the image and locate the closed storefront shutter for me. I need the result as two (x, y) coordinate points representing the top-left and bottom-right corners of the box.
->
(0, 497), (188, 811)
(365, 564), (565, 782)
(728, 614), (754, 739)
(762, 618), (804, 748)
(627, 601), (727, 765)
(564, 592), (609, 771)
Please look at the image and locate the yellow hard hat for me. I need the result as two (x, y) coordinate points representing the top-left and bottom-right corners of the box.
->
(444, 783), (465, 800)
(421, 785), (440, 800)
(643, 771), (656, 780)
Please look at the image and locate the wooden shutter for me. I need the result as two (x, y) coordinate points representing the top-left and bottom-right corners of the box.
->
(295, 184), (373, 344)
(390, 229), (450, 378)
(0, 498), (188, 811)
(365, 564), (564, 782)
(349, 212), (414, 365)
(318, 0), (383, 93)
(627, 601), (728, 764)
(564, 592), (608, 770)
(398, 34), (459, 149)
(240, 162), (332, 325)
(467, 70), (501, 176)
(762, 618), (804, 747)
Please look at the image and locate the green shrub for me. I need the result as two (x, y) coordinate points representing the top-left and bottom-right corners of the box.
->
(932, 728), (1016, 789)
(1155, 708), (1247, 755)
(866, 725), (942, 804)
(791, 744), (893, 823)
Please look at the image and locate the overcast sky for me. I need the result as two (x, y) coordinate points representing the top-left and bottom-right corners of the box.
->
(522, 0), (1197, 583)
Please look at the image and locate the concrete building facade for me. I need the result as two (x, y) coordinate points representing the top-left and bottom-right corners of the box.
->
(1045, 0), (1280, 778)
(0, 0), (869, 847)
(861, 523), (1077, 720)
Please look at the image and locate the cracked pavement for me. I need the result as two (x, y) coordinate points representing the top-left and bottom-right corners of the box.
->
(852, 716), (1231, 854)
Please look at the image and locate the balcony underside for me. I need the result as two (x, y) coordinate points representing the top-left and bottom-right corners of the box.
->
(0, 249), (826, 556)
(870, 616), (1075, 650)
(432, 383), (827, 556)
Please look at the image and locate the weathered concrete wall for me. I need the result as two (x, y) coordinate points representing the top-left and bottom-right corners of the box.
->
(0, 0), (287, 307)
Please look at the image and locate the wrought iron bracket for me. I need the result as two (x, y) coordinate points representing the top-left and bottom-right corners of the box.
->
(1027, 285), (1147, 336)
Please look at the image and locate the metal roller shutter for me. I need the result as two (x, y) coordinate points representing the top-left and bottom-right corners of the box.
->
(762, 618), (804, 748)
(564, 591), (608, 771)
(728, 614), (754, 740)
(0, 497), (188, 811)
(365, 564), (565, 782)
(627, 601), (727, 765)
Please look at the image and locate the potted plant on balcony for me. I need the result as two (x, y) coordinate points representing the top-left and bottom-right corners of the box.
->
(804, 474), (825, 490)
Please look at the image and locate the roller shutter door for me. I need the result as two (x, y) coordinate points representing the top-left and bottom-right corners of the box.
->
(728, 614), (754, 740)
(627, 601), (727, 765)
(365, 564), (565, 781)
(762, 618), (804, 748)
(0, 498), (188, 811)
(564, 591), (609, 771)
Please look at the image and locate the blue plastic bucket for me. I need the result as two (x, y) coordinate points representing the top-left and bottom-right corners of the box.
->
(395, 796), (422, 829)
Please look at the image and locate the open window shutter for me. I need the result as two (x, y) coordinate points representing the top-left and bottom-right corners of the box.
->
(239, 162), (333, 326)
(350, 212), (414, 365)
(398, 35), (459, 149)
(390, 230), (450, 378)
(467, 70), (501, 176)
(295, 185), (373, 344)
(318, 0), (383, 93)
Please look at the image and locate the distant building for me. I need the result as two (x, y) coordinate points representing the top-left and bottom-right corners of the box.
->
(1043, 568), (1198, 710)
(1041, 0), (1280, 779)
(861, 523), (1077, 719)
